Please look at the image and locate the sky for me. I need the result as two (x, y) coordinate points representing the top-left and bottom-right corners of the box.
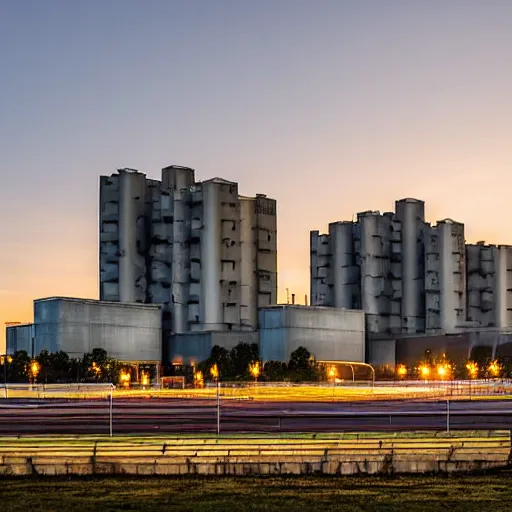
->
(2, 0), (512, 351)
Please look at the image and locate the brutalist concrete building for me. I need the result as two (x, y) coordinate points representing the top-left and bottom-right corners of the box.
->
(99, 166), (278, 338)
(311, 198), (512, 336)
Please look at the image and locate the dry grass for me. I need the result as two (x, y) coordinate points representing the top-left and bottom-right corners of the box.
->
(1, 474), (512, 511)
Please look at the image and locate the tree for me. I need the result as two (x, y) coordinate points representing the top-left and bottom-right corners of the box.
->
(230, 343), (259, 379)
(197, 346), (232, 381)
(263, 360), (288, 381)
(287, 347), (324, 382)
(9, 351), (30, 383)
(35, 350), (52, 383)
(51, 351), (71, 382)
(288, 347), (312, 371)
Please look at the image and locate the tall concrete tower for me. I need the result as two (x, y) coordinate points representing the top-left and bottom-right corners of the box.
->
(99, 166), (277, 334)
(395, 198), (425, 333)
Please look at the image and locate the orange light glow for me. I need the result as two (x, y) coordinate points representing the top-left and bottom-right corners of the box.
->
(466, 361), (478, 379)
(396, 364), (407, 377)
(249, 361), (261, 381)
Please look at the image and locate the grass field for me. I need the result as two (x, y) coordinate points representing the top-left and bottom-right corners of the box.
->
(2, 474), (512, 511)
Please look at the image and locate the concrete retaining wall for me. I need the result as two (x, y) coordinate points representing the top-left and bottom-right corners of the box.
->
(1, 436), (510, 476)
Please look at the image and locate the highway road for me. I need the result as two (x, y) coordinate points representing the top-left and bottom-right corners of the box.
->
(1, 398), (512, 435)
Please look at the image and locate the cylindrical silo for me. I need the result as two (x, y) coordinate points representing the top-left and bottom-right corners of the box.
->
(329, 221), (355, 309)
(200, 181), (223, 329)
(494, 246), (508, 328)
(240, 197), (257, 329)
(395, 198), (425, 333)
(171, 188), (190, 333)
(358, 211), (385, 333)
(437, 220), (465, 332)
(118, 168), (146, 303)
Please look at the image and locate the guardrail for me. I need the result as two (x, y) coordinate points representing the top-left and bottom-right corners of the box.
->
(0, 432), (510, 476)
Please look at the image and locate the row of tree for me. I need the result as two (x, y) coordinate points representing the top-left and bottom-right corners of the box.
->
(196, 344), (327, 382)
(1, 349), (124, 384)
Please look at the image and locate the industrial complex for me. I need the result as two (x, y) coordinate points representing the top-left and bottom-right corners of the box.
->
(6, 173), (512, 379)
(311, 198), (512, 365)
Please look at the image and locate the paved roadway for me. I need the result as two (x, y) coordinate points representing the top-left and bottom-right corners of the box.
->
(0, 398), (511, 435)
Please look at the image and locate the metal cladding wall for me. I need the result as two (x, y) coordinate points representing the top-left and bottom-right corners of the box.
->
(6, 324), (33, 356)
(34, 298), (162, 361)
(259, 306), (365, 363)
(169, 331), (258, 365)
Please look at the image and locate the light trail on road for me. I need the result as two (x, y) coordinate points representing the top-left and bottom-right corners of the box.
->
(1, 398), (512, 435)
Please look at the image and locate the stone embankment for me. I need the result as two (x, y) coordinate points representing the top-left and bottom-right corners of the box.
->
(1, 432), (510, 476)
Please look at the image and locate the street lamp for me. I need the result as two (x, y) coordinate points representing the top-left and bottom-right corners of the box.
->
(210, 364), (220, 435)
(1, 355), (13, 398)
(466, 361), (478, 379)
(194, 370), (204, 388)
(396, 364), (407, 379)
(30, 360), (40, 386)
(488, 360), (501, 378)
(419, 364), (430, 380)
(249, 361), (261, 382)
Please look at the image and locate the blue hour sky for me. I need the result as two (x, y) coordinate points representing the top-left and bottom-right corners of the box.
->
(2, 0), (512, 349)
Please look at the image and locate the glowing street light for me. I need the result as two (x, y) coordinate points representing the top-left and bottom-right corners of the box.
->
(466, 361), (478, 379)
(249, 361), (261, 382)
(119, 370), (131, 388)
(488, 360), (501, 378)
(1, 355), (13, 398)
(194, 370), (204, 388)
(209, 363), (220, 435)
(419, 365), (431, 379)
(328, 366), (337, 381)
(30, 361), (40, 379)
(396, 364), (407, 378)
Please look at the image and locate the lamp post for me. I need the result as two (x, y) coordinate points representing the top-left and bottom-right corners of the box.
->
(30, 360), (40, 390)
(1, 355), (13, 399)
(249, 361), (261, 383)
(328, 366), (336, 399)
(210, 363), (220, 435)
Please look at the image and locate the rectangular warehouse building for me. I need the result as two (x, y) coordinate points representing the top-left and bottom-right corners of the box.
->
(7, 297), (162, 362)
(258, 305), (365, 363)
(6, 323), (33, 356)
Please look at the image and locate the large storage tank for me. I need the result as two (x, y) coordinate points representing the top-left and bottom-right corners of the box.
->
(259, 305), (365, 363)
(34, 297), (162, 361)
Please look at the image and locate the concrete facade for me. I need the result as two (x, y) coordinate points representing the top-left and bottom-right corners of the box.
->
(259, 305), (365, 363)
(311, 197), (512, 337)
(168, 331), (258, 365)
(100, 166), (277, 335)
(466, 243), (512, 329)
(7, 298), (162, 361)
